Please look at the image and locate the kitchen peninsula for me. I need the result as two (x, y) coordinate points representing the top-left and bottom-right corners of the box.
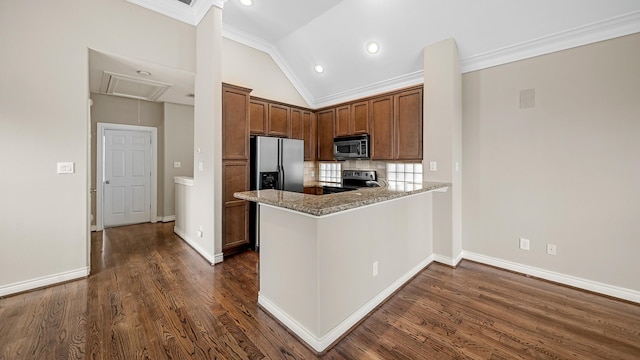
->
(234, 182), (449, 353)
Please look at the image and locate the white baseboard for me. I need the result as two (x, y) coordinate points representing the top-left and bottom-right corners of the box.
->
(463, 251), (640, 304)
(173, 226), (217, 265)
(161, 215), (176, 222)
(0, 267), (89, 297)
(214, 252), (224, 264)
(433, 251), (464, 267)
(258, 255), (434, 353)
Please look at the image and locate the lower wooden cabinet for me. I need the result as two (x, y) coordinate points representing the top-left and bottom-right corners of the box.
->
(223, 201), (249, 252)
(222, 159), (250, 253)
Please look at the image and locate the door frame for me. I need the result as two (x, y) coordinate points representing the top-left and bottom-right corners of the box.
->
(96, 122), (158, 231)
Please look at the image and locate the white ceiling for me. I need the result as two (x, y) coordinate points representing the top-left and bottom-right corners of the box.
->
(89, 49), (195, 106)
(222, 0), (640, 107)
(104, 0), (640, 108)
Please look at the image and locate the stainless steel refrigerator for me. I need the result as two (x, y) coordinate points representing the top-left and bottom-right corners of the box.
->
(250, 136), (304, 250)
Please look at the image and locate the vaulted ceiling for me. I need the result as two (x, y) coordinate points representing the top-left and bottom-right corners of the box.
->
(120, 0), (640, 108)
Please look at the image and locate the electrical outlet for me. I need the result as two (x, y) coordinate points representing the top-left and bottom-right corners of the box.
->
(519, 238), (530, 251)
(547, 244), (557, 256)
(173, 161), (181, 168)
(429, 161), (437, 171)
(372, 261), (378, 277)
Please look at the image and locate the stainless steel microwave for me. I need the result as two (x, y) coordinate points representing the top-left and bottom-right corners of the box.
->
(333, 134), (369, 160)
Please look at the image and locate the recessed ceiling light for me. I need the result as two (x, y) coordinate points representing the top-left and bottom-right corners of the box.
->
(136, 70), (151, 76)
(314, 65), (324, 74)
(240, 0), (253, 6)
(366, 42), (380, 54)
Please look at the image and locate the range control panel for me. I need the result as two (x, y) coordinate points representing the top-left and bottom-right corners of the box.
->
(342, 170), (377, 181)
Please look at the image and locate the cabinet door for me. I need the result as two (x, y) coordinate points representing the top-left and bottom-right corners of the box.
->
(222, 85), (250, 160)
(317, 109), (335, 161)
(223, 202), (249, 251)
(369, 96), (394, 160)
(268, 104), (290, 137)
(250, 99), (268, 135)
(351, 101), (369, 135)
(335, 105), (351, 137)
(222, 161), (249, 251)
(302, 111), (317, 161)
(394, 88), (423, 160)
(290, 108), (303, 140)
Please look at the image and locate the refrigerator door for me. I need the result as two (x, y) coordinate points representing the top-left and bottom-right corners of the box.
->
(280, 138), (304, 193)
(255, 136), (279, 190)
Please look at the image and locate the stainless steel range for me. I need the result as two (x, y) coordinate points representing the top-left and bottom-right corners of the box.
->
(322, 170), (380, 194)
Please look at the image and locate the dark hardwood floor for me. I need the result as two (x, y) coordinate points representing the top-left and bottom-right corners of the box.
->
(1, 222), (639, 359)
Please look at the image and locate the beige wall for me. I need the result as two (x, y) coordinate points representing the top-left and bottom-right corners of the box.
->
(163, 103), (195, 218)
(222, 38), (309, 108)
(90, 93), (165, 223)
(0, 0), (195, 292)
(462, 33), (640, 291)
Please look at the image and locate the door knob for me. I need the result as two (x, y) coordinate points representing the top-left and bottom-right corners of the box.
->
(105, 180), (110, 184)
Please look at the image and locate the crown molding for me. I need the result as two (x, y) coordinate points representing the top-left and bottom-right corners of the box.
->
(126, 0), (222, 26)
(312, 70), (424, 108)
(460, 10), (640, 73)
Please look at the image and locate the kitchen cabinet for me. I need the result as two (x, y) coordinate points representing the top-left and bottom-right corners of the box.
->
(222, 84), (250, 160)
(302, 111), (317, 160)
(394, 88), (423, 160)
(369, 95), (394, 160)
(290, 108), (303, 139)
(303, 186), (323, 195)
(317, 109), (335, 161)
(335, 102), (369, 137)
(351, 101), (369, 135)
(268, 103), (290, 137)
(249, 99), (268, 135)
(222, 84), (251, 254)
(222, 161), (249, 252)
(335, 105), (351, 137)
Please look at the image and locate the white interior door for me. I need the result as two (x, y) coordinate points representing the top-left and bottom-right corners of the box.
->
(103, 129), (151, 227)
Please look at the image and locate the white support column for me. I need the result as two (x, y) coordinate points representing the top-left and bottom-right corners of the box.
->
(423, 39), (463, 266)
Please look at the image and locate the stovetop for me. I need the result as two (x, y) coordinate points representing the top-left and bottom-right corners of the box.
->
(322, 170), (379, 194)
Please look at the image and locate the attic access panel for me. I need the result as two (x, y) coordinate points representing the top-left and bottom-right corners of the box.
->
(101, 71), (172, 102)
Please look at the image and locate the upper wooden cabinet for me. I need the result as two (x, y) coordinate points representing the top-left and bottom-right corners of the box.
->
(249, 99), (268, 135)
(335, 105), (351, 137)
(291, 108), (303, 140)
(222, 84), (250, 160)
(268, 104), (290, 137)
(394, 88), (423, 160)
(369, 95), (394, 160)
(335, 102), (369, 137)
(303, 111), (317, 160)
(317, 109), (335, 161)
(351, 101), (369, 135)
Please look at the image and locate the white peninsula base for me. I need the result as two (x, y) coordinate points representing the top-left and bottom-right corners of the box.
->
(257, 189), (444, 353)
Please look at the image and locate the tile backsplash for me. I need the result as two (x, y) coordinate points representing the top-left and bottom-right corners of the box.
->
(305, 160), (391, 183)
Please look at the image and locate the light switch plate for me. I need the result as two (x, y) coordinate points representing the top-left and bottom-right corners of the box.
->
(174, 162), (181, 168)
(57, 162), (75, 174)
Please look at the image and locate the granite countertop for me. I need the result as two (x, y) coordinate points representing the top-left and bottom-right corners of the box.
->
(234, 182), (450, 217)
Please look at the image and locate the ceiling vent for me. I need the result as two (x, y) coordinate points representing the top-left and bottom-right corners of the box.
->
(101, 71), (172, 102)
(176, 0), (193, 5)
